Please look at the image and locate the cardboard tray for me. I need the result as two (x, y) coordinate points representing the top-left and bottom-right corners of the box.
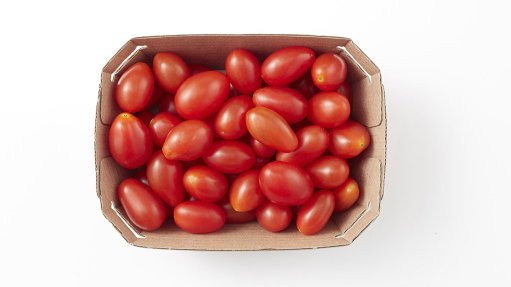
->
(95, 34), (386, 250)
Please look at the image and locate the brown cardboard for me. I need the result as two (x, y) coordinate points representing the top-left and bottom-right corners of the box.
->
(95, 34), (386, 250)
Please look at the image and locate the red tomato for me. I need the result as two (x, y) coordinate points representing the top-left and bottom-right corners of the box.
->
(188, 64), (211, 75)
(136, 111), (154, 127)
(296, 190), (335, 235)
(308, 92), (350, 128)
(153, 52), (190, 94)
(148, 112), (182, 147)
(146, 151), (185, 207)
(253, 87), (308, 124)
(118, 178), (166, 231)
(109, 113), (153, 169)
(276, 125), (329, 166)
(256, 201), (292, 232)
(337, 82), (352, 104)
(115, 62), (154, 113)
(253, 157), (271, 169)
(261, 46), (315, 86)
(162, 120), (213, 161)
(291, 72), (318, 98)
(174, 201), (226, 234)
(249, 137), (275, 158)
(229, 170), (265, 212)
(175, 71), (230, 119)
(259, 161), (313, 206)
(311, 53), (347, 91)
(203, 141), (256, 174)
(134, 169), (149, 185)
(329, 121), (371, 158)
(221, 201), (256, 224)
(158, 94), (177, 115)
(225, 48), (262, 94)
(306, 156), (349, 189)
(214, 95), (254, 140)
(246, 107), (298, 152)
(183, 165), (228, 202)
(333, 178), (360, 212)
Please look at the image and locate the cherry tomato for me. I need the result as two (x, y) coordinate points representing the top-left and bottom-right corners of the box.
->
(329, 121), (371, 158)
(174, 201), (226, 234)
(276, 125), (329, 166)
(146, 151), (185, 207)
(259, 161), (313, 206)
(175, 71), (230, 119)
(203, 141), (256, 174)
(308, 92), (350, 128)
(291, 72), (318, 98)
(136, 111), (154, 127)
(225, 48), (262, 94)
(337, 82), (352, 104)
(253, 87), (308, 124)
(188, 64), (211, 75)
(214, 95), (254, 140)
(229, 170), (265, 212)
(221, 200), (256, 224)
(109, 113), (153, 169)
(183, 165), (228, 202)
(158, 94), (177, 115)
(162, 120), (213, 161)
(118, 178), (166, 231)
(256, 201), (292, 232)
(153, 52), (190, 94)
(261, 46), (315, 86)
(306, 156), (349, 189)
(249, 137), (275, 158)
(311, 53), (347, 91)
(246, 107), (298, 152)
(148, 112), (182, 147)
(333, 178), (360, 212)
(115, 62), (154, 113)
(296, 190), (335, 235)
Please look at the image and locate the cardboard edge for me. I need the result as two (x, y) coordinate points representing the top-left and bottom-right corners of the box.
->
(130, 34), (352, 43)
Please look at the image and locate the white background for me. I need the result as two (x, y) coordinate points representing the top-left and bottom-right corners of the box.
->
(0, 0), (510, 286)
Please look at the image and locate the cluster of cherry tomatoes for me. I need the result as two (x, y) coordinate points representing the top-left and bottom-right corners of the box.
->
(109, 46), (370, 235)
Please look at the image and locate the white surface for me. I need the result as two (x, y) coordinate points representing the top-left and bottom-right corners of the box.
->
(0, 0), (510, 286)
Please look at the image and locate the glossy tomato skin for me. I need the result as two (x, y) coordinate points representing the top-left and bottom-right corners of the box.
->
(175, 71), (230, 119)
(109, 113), (153, 169)
(256, 201), (292, 232)
(214, 95), (254, 140)
(158, 94), (177, 115)
(296, 190), (335, 235)
(259, 161), (314, 206)
(306, 156), (349, 189)
(261, 46), (315, 86)
(153, 52), (190, 94)
(329, 121), (371, 158)
(249, 137), (275, 158)
(115, 62), (154, 113)
(183, 165), (228, 202)
(308, 92), (350, 128)
(333, 178), (360, 212)
(118, 178), (166, 231)
(148, 112), (182, 147)
(246, 107), (298, 152)
(230, 170), (265, 212)
(173, 201), (226, 234)
(253, 87), (308, 124)
(225, 48), (262, 94)
(203, 141), (256, 174)
(276, 125), (329, 166)
(337, 82), (352, 104)
(311, 53), (347, 92)
(292, 72), (319, 98)
(146, 151), (185, 207)
(162, 120), (213, 161)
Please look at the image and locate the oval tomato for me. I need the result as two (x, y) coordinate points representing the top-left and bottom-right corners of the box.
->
(183, 165), (228, 202)
(296, 190), (335, 235)
(333, 178), (360, 212)
(175, 71), (230, 119)
(225, 48), (262, 94)
(153, 52), (190, 94)
(162, 120), (213, 161)
(259, 161), (313, 206)
(109, 113), (153, 169)
(329, 121), (371, 158)
(174, 201), (226, 234)
(311, 53), (347, 91)
(253, 87), (308, 124)
(276, 125), (329, 166)
(337, 82), (352, 104)
(308, 92), (350, 128)
(118, 178), (166, 231)
(256, 201), (292, 232)
(261, 46), (315, 86)
(306, 156), (349, 189)
(203, 141), (256, 174)
(229, 170), (265, 212)
(158, 94), (177, 115)
(148, 112), (182, 147)
(249, 137), (275, 158)
(246, 107), (298, 152)
(292, 72), (319, 98)
(214, 95), (254, 140)
(115, 62), (154, 113)
(146, 151), (185, 206)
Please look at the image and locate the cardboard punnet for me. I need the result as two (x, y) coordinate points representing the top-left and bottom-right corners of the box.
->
(95, 35), (386, 250)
